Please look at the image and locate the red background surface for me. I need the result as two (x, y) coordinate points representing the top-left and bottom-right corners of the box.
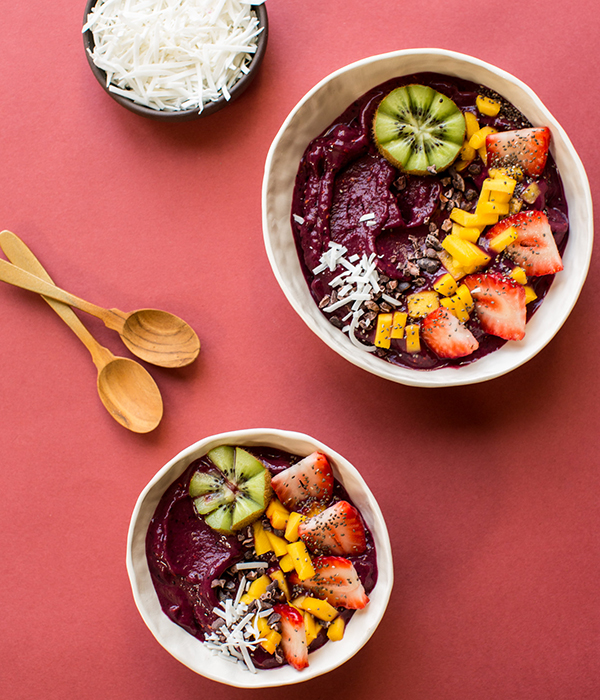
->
(1, 1), (598, 698)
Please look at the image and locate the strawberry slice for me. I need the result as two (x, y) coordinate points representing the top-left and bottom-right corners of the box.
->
(486, 210), (563, 277)
(298, 500), (367, 556)
(486, 127), (551, 176)
(273, 604), (308, 671)
(271, 451), (333, 512)
(421, 306), (479, 359)
(289, 556), (369, 610)
(464, 272), (526, 341)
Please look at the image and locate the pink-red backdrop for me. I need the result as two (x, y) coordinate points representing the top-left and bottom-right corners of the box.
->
(1, 1), (598, 698)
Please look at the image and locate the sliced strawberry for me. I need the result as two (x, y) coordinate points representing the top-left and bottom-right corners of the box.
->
(273, 604), (308, 671)
(485, 210), (563, 277)
(421, 306), (479, 359)
(298, 500), (367, 556)
(270, 451), (333, 512)
(464, 272), (526, 341)
(486, 127), (551, 176)
(289, 556), (369, 610)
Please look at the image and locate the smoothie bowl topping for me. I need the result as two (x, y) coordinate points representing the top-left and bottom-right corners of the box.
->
(291, 73), (569, 371)
(145, 445), (377, 674)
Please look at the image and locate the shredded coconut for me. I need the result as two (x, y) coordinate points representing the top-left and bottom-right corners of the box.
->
(83, 0), (265, 113)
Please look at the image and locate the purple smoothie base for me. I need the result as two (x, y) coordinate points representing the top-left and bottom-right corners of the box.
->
(291, 72), (569, 370)
(145, 447), (378, 671)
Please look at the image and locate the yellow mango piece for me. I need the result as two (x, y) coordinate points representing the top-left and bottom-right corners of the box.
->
(261, 629), (282, 654)
(449, 207), (496, 228)
(489, 166), (524, 182)
(482, 175), (517, 195)
(452, 223), (480, 243)
(488, 190), (512, 204)
(284, 511), (304, 542)
(469, 125), (497, 150)
(488, 225), (518, 253)
(253, 520), (273, 556)
(255, 614), (270, 636)
(455, 283), (474, 312)
(266, 498), (289, 518)
(509, 197), (523, 215)
(476, 199), (509, 217)
(327, 616), (346, 642)
(266, 531), (290, 557)
(247, 574), (271, 599)
(524, 285), (538, 304)
(240, 593), (254, 606)
(476, 95), (501, 117)
(299, 596), (339, 621)
(521, 181), (541, 204)
(438, 249), (467, 280)
(303, 611), (322, 646)
(459, 142), (476, 161)
(291, 595), (307, 609)
(270, 510), (289, 531)
(454, 159), (470, 172)
(451, 295), (470, 322)
(374, 312), (393, 349)
(464, 111), (480, 139)
(270, 569), (291, 600)
(511, 266), (528, 285)
(433, 272), (458, 297)
(405, 324), (421, 353)
(390, 310), (408, 339)
(407, 290), (440, 318)
(279, 553), (295, 573)
(287, 541), (315, 580)
(441, 235), (490, 270)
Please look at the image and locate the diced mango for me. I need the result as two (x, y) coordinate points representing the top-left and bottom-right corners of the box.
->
(441, 235), (490, 270)
(407, 291), (440, 318)
(450, 207), (496, 228)
(476, 95), (501, 117)
(266, 498), (289, 518)
(454, 158), (470, 172)
(476, 199), (510, 217)
(327, 616), (346, 642)
(270, 569), (291, 600)
(291, 595), (307, 610)
(440, 295), (470, 323)
(261, 629), (282, 654)
(489, 166), (524, 182)
(247, 574), (271, 599)
(303, 611), (321, 646)
(286, 541), (315, 580)
(509, 197), (523, 215)
(521, 181), (541, 204)
(464, 111), (480, 139)
(266, 499), (290, 530)
(297, 596), (339, 621)
(451, 223), (480, 243)
(511, 266), (528, 285)
(278, 553), (295, 573)
(253, 520), (273, 556)
(459, 142), (476, 162)
(482, 175), (517, 195)
(524, 285), (538, 304)
(240, 593), (254, 606)
(266, 531), (290, 557)
(374, 312), (393, 349)
(469, 125), (497, 150)
(488, 225), (518, 253)
(438, 249), (467, 280)
(390, 310), (408, 339)
(284, 511), (304, 542)
(433, 272), (458, 297)
(455, 283), (474, 311)
(405, 324), (421, 353)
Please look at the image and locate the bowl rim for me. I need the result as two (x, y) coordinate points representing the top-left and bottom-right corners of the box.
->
(262, 48), (594, 387)
(82, 0), (268, 122)
(126, 428), (394, 688)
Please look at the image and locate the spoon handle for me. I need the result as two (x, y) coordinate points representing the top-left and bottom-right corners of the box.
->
(0, 231), (113, 369)
(0, 253), (126, 331)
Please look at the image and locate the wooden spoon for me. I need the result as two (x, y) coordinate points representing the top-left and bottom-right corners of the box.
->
(0, 231), (163, 433)
(0, 244), (200, 368)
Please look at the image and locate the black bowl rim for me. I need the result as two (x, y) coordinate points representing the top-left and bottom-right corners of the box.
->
(82, 0), (268, 122)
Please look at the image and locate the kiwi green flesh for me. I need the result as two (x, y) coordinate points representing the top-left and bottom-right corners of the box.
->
(204, 505), (234, 534)
(231, 495), (264, 530)
(373, 84), (466, 175)
(193, 488), (235, 515)
(189, 470), (224, 497)
(207, 445), (235, 480)
(234, 447), (265, 480)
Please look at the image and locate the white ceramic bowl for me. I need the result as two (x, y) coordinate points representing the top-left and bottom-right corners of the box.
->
(127, 428), (393, 688)
(262, 48), (593, 387)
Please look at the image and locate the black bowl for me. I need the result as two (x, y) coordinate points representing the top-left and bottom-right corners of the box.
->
(82, 0), (268, 122)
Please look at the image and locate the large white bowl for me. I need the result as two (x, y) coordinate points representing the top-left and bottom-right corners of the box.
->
(127, 428), (393, 688)
(262, 48), (593, 387)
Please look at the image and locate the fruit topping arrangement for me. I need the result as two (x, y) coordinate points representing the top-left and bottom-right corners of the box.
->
(291, 73), (569, 370)
(146, 446), (377, 673)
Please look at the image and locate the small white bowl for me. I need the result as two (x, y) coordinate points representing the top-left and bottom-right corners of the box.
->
(262, 49), (593, 387)
(127, 428), (393, 688)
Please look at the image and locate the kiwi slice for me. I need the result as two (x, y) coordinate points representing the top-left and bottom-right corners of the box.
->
(373, 84), (466, 175)
(189, 446), (272, 535)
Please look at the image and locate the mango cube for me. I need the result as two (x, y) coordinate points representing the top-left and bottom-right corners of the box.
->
(464, 111), (480, 139)
(476, 95), (501, 117)
(390, 310), (408, 339)
(441, 235), (490, 271)
(286, 541), (315, 580)
(452, 223), (480, 243)
(521, 181), (541, 204)
(450, 207), (497, 228)
(440, 295), (469, 323)
(455, 283), (474, 312)
(261, 629), (282, 654)
(511, 266), (528, 285)
(266, 531), (290, 557)
(253, 520), (273, 556)
(405, 324), (421, 353)
(327, 616), (346, 642)
(247, 574), (271, 599)
(266, 498), (290, 530)
(524, 285), (538, 304)
(278, 553), (295, 573)
(482, 175), (517, 196)
(284, 511), (304, 542)
(374, 312), (393, 349)
(433, 272), (458, 297)
(407, 291), (439, 318)
(270, 569), (291, 600)
(438, 250), (467, 280)
(468, 125), (497, 150)
(299, 596), (339, 621)
(459, 142), (476, 162)
(476, 199), (509, 217)
(488, 225), (518, 253)
(303, 611), (321, 646)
